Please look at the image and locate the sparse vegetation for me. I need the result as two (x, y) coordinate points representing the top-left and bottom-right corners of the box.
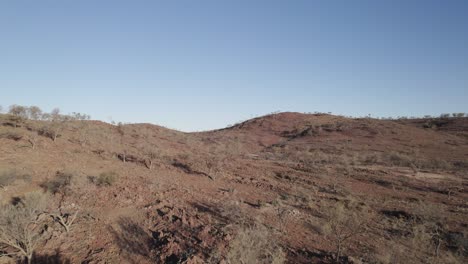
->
(0, 108), (467, 263)
(0, 170), (17, 188)
(452, 113), (465, 118)
(27, 132), (40, 149)
(226, 224), (285, 264)
(0, 105), (92, 143)
(95, 171), (119, 186)
(8, 105), (28, 119)
(3, 114), (24, 128)
(27, 106), (42, 120)
(0, 192), (48, 264)
(384, 151), (415, 168)
(39, 109), (67, 142)
(360, 151), (455, 171)
(0, 170), (32, 188)
(0, 130), (23, 141)
(144, 149), (159, 170)
(41, 171), (74, 195)
(318, 200), (373, 262)
(50, 210), (79, 233)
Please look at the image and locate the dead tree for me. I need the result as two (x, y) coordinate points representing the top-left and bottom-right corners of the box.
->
(50, 210), (79, 233)
(0, 192), (48, 264)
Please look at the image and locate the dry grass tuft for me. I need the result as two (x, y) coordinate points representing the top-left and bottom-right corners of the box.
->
(226, 224), (286, 264)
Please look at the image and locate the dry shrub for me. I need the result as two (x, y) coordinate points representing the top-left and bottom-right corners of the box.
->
(408, 223), (465, 264)
(144, 149), (160, 170)
(416, 159), (452, 171)
(360, 152), (381, 165)
(370, 241), (409, 264)
(410, 202), (447, 260)
(95, 171), (119, 186)
(226, 224), (286, 264)
(38, 121), (65, 142)
(319, 200), (373, 261)
(383, 202), (465, 263)
(0, 170), (32, 188)
(384, 152), (415, 167)
(379, 152), (452, 171)
(221, 201), (252, 226)
(41, 171), (74, 195)
(0, 191), (48, 264)
(0, 130), (23, 141)
(453, 160), (468, 169)
(2, 115), (24, 128)
(0, 171), (16, 188)
(50, 209), (79, 233)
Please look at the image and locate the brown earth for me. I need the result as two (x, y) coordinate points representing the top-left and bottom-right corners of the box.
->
(0, 112), (467, 263)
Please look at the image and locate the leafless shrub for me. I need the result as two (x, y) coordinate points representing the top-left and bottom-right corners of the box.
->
(27, 132), (40, 149)
(370, 240), (408, 264)
(226, 224), (286, 264)
(204, 156), (224, 180)
(40, 172), (79, 233)
(318, 200), (373, 261)
(74, 121), (91, 147)
(383, 202), (465, 263)
(0, 191), (48, 264)
(50, 210), (79, 233)
(271, 198), (290, 232)
(329, 173), (345, 193)
(410, 202), (447, 259)
(221, 202), (252, 226)
(144, 149), (160, 170)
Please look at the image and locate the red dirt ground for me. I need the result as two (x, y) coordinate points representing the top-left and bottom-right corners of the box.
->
(0, 112), (467, 263)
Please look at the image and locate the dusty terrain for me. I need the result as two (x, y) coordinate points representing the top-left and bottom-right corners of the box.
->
(0, 112), (467, 263)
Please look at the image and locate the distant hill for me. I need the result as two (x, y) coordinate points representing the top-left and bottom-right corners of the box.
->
(0, 112), (467, 263)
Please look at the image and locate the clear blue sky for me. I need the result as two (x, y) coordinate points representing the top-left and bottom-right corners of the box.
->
(1, 0), (467, 131)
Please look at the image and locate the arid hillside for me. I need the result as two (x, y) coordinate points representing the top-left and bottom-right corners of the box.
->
(0, 111), (467, 264)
